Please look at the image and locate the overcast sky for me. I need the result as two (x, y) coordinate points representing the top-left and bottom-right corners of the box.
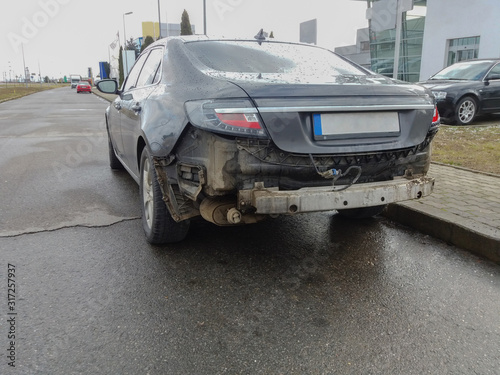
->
(1, 0), (368, 80)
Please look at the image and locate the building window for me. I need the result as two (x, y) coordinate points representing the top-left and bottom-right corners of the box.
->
(360, 41), (370, 52)
(446, 36), (480, 66)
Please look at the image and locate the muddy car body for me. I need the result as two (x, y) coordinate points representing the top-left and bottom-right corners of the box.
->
(97, 35), (439, 244)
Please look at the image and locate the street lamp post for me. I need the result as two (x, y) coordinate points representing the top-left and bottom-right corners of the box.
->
(123, 11), (133, 77)
(21, 43), (28, 88)
(203, 0), (207, 35)
(157, 0), (161, 39)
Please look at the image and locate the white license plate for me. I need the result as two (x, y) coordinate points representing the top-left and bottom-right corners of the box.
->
(313, 112), (400, 139)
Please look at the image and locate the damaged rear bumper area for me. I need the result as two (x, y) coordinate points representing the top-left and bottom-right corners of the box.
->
(154, 127), (437, 226)
(238, 176), (434, 215)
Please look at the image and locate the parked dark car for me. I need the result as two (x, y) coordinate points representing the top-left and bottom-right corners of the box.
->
(97, 36), (439, 244)
(76, 81), (92, 93)
(419, 59), (500, 125)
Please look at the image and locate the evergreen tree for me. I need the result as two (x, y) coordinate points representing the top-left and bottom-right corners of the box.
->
(141, 36), (155, 52)
(269, 31), (274, 38)
(180, 10), (193, 35)
(118, 46), (124, 87)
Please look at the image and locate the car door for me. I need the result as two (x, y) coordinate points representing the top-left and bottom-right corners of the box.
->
(120, 48), (164, 178)
(481, 63), (500, 111)
(112, 52), (149, 168)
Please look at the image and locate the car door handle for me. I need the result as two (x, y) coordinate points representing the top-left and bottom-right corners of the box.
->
(131, 103), (142, 113)
(114, 101), (122, 110)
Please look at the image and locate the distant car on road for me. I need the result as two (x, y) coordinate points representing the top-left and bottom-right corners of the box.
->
(419, 59), (500, 125)
(76, 81), (91, 93)
(96, 35), (439, 244)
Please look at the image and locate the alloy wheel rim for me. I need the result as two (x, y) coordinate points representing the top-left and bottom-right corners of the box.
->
(142, 158), (154, 228)
(459, 100), (475, 123)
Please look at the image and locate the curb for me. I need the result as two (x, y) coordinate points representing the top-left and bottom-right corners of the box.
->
(92, 90), (117, 102)
(384, 203), (500, 264)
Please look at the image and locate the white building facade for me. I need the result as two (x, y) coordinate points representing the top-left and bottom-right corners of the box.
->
(420, 0), (500, 80)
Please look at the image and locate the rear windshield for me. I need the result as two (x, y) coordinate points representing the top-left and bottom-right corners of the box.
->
(185, 40), (367, 84)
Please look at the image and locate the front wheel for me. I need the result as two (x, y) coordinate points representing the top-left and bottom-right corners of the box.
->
(336, 205), (387, 219)
(455, 96), (478, 125)
(140, 148), (190, 244)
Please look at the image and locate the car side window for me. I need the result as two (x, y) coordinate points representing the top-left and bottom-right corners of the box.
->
(122, 52), (150, 92)
(136, 48), (164, 88)
(487, 64), (500, 79)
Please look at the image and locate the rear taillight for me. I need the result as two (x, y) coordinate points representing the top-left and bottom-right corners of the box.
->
(215, 113), (261, 129)
(185, 99), (268, 138)
(432, 105), (440, 124)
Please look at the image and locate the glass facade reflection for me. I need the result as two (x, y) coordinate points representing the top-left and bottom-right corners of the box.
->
(369, 0), (427, 82)
(446, 36), (481, 66)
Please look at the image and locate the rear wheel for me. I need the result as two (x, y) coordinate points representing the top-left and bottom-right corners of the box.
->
(336, 205), (387, 219)
(140, 147), (190, 244)
(455, 96), (478, 125)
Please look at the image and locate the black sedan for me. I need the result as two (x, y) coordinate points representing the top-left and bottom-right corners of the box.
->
(97, 36), (439, 244)
(419, 59), (500, 125)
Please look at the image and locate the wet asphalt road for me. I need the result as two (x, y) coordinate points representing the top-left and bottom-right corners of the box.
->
(0, 88), (499, 374)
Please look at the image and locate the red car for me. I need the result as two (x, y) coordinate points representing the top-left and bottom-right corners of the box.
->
(76, 81), (91, 93)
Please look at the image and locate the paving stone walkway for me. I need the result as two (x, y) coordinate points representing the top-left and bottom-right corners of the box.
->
(385, 163), (500, 263)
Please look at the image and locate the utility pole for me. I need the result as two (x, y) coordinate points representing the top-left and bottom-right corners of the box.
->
(123, 11), (133, 76)
(203, 0), (207, 35)
(38, 60), (42, 85)
(157, 0), (162, 39)
(21, 44), (28, 87)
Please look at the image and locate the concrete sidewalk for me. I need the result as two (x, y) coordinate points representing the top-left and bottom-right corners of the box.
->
(385, 163), (500, 264)
(92, 90), (117, 102)
(92, 91), (500, 264)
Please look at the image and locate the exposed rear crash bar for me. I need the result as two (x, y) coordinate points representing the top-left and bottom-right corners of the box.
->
(239, 176), (434, 215)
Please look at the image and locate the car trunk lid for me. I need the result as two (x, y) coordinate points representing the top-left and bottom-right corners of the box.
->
(230, 81), (435, 154)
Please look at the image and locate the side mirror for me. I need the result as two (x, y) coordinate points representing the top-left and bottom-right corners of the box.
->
(96, 79), (119, 94)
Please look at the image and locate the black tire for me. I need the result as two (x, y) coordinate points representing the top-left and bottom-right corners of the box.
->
(455, 96), (478, 125)
(107, 131), (124, 170)
(336, 205), (387, 219)
(139, 147), (190, 244)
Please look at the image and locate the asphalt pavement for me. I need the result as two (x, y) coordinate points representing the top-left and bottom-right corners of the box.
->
(92, 90), (500, 264)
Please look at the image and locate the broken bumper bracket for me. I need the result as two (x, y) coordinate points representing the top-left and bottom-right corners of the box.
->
(239, 176), (435, 215)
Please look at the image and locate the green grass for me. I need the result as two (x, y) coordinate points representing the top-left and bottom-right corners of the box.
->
(0, 83), (68, 102)
(432, 124), (500, 175)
